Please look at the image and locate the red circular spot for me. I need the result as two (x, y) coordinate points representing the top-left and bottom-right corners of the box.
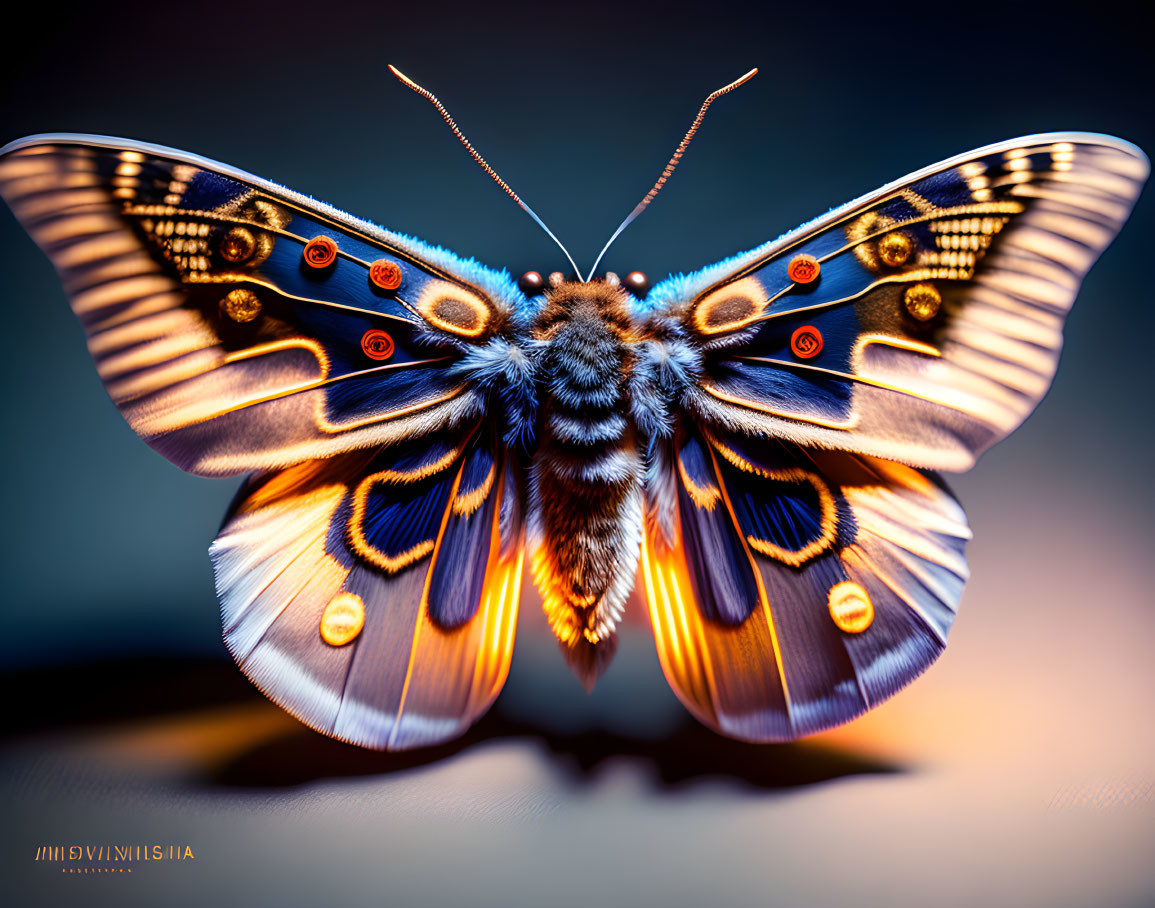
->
(369, 259), (403, 290)
(787, 254), (820, 284)
(361, 329), (394, 361)
(303, 236), (338, 269)
(790, 325), (823, 359)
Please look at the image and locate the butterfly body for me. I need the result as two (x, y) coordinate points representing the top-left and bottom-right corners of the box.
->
(528, 280), (643, 658)
(0, 127), (1146, 749)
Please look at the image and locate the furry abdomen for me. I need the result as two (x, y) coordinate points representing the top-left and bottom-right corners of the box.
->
(528, 282), (643, 659)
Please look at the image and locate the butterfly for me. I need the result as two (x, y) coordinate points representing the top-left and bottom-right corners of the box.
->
(0, 66), (1146, 750)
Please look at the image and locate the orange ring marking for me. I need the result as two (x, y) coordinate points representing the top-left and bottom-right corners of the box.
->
(787, 254), (820, 284)
(369, 259), (403, 290)
(790, 325), (823, 359)
(303, 235), (338, 268)
(361, 329), (395, 361)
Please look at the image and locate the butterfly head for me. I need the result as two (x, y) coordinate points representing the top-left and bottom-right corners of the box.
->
(518, 269), (649, 300)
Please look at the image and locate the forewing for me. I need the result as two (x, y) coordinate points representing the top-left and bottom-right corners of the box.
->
(211, 427), (523, 749)
(643, 133), (1148, 470)
(0, 134), (526, 476)
(642, 429), (969, 740)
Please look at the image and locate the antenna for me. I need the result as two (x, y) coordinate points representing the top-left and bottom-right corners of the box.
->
(584, 68), (759, 281)
(388, 65), (582, 280)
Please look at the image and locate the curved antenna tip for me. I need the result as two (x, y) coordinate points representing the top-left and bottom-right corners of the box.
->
(390, 64), (582, 278)
(583, 66), (760, 280)
(717, 68), (758, 94)
(387, 64), (418, 89)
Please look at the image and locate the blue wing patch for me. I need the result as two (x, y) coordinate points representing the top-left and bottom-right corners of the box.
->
(674, 433), (759, 625)
(0, 134), (535, 476)
(212, 427), (521, 750)
(643, 134), (1148, 471)
(644, 428), (970, 741)
(428, 443), (500, 627)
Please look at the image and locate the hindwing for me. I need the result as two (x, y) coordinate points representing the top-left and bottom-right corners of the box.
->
(644, 428), (969, 740)
(212, 428), (523, 749)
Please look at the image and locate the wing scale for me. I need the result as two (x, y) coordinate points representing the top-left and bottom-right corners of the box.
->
(645, 133), (1148, 470)
(212, 431), (523, 749)
(0, 135), (526, 475)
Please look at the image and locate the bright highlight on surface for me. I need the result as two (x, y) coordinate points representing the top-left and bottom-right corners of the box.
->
(320, 592), (366, 646)
(827, 581), (874, 634)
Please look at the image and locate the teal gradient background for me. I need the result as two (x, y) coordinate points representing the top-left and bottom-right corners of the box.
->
(1, 1), (1152, 906)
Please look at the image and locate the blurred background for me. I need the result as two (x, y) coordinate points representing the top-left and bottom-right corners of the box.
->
(1, 1), (1151, 905)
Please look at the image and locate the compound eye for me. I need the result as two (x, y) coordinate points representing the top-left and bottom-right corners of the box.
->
(624, 271), (649, 297)
(518, 270), (545, 295)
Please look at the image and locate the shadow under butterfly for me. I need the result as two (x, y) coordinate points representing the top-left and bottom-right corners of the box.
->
(0, 66), (1146, 750)
(1, 656), (903, 791)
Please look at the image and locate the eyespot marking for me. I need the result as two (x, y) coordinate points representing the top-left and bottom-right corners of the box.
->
(790, 325), (823, 358)
(828, 581), (873, 634)
(219, 227), (256, 263)
(787, 254), (820, 284)
(320, 592), (365, 646)
(416, 279), (492, 338)
(220, 288), (261, 323)
(878, 232), (913, 267)
(904, 282), (942, 321)
(302, 235), (338, 269)
(692, 276), (768, 335)
(369, 259), (403, 291)
(361, 329), (394, 360)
